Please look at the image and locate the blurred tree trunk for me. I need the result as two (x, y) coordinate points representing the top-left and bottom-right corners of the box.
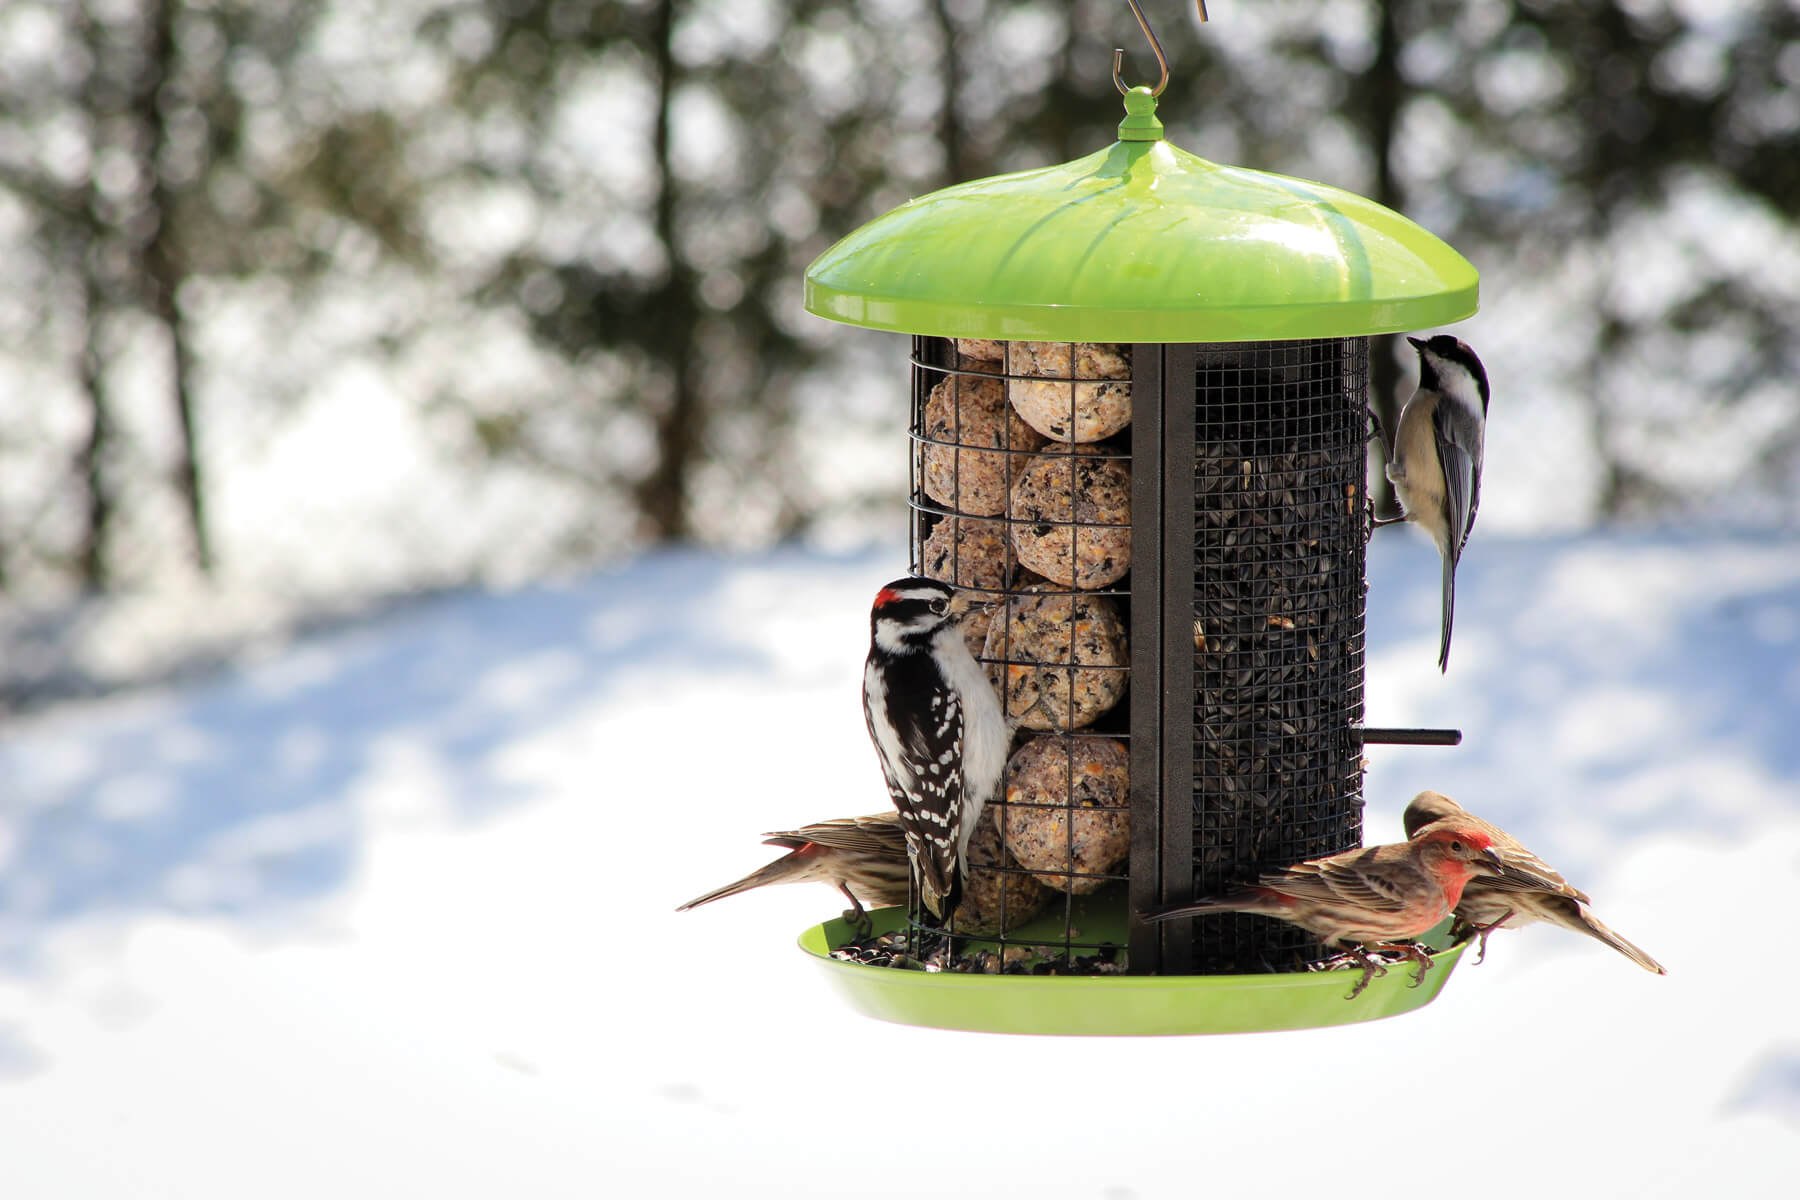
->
(76, 243), (116, 590)
(74, 0), (116, 589)
(1356, 0), (1406, 520)
(631, 0), (697, 543)
(928, 0), (970, 185)
(138, 0), (211, 573)
(63, 0), (213, 586)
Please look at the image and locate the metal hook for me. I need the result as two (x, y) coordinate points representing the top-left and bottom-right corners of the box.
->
(1112, 2), (1208, 98)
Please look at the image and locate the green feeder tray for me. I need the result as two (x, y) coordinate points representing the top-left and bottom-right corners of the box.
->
(799, 902), (1469, 1037)
(804, 88), (1477, 343)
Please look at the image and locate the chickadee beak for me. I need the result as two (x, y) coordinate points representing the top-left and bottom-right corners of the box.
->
(1406, 336), (1427, 351)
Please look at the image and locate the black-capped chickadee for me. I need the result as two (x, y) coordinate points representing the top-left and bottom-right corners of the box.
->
(1375, 334), (1490, 673)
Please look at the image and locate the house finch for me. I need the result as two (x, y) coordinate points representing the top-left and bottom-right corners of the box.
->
(1141, 826), (1566, 997)
(677, 814), (912, 936)
(1403, 790), (1666, 974)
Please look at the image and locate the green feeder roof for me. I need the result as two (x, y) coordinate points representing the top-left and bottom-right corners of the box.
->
(804, 89), (1477, 343)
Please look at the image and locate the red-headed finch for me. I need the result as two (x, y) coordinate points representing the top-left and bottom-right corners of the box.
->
(1141, 826), (1565, 997)
(1403, 790), (1666, 975)
(678, 814), (911, 935)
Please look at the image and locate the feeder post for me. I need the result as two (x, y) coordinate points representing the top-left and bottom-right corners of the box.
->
(1127, 342), (1198, 975)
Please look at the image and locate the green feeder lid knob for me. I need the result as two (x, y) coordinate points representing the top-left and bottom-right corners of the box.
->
(1118, 86), (1163, 142)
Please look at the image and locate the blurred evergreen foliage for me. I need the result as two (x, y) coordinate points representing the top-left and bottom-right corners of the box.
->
(0, 1), (1796, 598)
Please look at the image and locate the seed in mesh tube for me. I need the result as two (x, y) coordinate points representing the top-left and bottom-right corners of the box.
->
(919, 374), (1045, 516)
(952, 802), (1052, 936)
(999, 735), (1130, 894)
(1008, 445), (1131, 588)
(983, 587), (1127, 731)
(1187, 361), (1367, 967)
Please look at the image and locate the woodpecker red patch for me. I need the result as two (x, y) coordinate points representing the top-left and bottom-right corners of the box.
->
(874, 587), (902, 607)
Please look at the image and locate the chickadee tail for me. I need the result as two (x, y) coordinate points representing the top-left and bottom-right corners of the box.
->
(1574, 907), (1667, 975)
(1438, 547), (1457, 673)
(675, 855), (804, 912)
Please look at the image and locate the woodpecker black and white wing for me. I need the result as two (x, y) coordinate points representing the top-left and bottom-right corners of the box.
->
(862, 655), (965, 917)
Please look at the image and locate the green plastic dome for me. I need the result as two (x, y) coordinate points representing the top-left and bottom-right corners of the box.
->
(804, 90), (1477, 343)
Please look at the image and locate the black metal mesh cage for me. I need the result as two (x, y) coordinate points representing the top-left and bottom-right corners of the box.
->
(907, 336), (1134, 973)
(904, 335), (1369, 976)
(1185, 340), (1368, 972)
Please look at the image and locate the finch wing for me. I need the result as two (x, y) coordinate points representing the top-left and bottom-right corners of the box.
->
(1410, 815), (1587, 901)
(765, 814), (907, 859)
(1473, 865), (1586, 900)
(1261, 853), (1414, 915)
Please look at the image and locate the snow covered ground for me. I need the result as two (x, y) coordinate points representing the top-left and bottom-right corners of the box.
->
(0, 532), (1796, 1198)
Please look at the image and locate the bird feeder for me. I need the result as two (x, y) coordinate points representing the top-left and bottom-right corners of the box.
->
(799, 7), (1479, 1034)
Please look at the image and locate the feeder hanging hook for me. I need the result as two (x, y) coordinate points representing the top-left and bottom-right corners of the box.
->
(1113, 1), (1207, 98)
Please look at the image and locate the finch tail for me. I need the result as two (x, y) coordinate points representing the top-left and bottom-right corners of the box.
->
(1438, 545), (1457, 673)
(1140, 897), (1240, 923)
(676, 854), (807, 911)
(1573, 907), (1667, 975)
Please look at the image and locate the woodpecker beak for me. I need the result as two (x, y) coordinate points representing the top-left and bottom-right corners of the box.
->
(1406, 336), (1427, 352)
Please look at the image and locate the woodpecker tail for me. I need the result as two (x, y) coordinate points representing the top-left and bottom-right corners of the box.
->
(915, 855), (961, 921)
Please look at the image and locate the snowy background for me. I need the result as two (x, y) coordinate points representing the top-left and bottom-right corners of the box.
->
(1, 530), (1798, 1197)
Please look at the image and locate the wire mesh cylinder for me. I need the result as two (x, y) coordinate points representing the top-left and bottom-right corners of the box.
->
(907, 337), (1133, 973)
(905, 335), (1368, 976)
(1186, 339), (1368, 972)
